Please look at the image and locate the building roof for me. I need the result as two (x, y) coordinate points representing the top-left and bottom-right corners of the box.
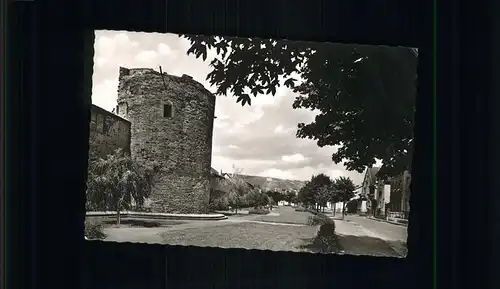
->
(91, 104), (131, 124)
(210, 167), (225, 179)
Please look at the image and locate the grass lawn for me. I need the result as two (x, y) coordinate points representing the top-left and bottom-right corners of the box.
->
(253, 207), (315, 225)
(160, 222), (320, 252)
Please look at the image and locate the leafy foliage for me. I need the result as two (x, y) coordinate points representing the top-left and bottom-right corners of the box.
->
(333, 177), (356, 203)
(84, 219), (106, 240)
(265, 190), (284, 204)
(180, 35), (417, 178)
(298, 173), (333, 208)
(86, 149), (159, 223)
(332, 176), (356, 218)
(208, 196), (229, 211)
(247, 190), (270, 209)
(315, 185), (331, 209)
(284, 191), (297, 204)
(224, 167), (253, 213)
(226, 192), (246, 213)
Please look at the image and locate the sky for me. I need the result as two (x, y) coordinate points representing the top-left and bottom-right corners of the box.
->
(92, 30), (380, 185)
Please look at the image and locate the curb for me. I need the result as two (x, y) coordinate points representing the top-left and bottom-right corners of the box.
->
(367, 217), (408, 227)
(86, 211), (228, 221)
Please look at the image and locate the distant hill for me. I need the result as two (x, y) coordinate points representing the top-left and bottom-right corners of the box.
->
(235, 174), (306, 192)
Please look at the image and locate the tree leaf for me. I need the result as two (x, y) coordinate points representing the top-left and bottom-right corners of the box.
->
(179, 35), (417, 178)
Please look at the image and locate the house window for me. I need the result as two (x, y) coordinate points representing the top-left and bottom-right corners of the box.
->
(163, 104), (173, 118)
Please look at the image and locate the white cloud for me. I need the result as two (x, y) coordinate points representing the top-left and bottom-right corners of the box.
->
(91, 79), (118, 111)
(214, 121), (230, 129)
(330, 169), (345, 180)
(157, 43), (178, 58)
(94, 57), (108, 68)
(228, 122), (245, 133)
(281, 153), (306, 163)
(212, 155), (277, 175)
(258, 168), (296, 180)
(274, 124), (295, 134)
(114, 33), (139, 48)
(95, 33), (139, 59)
(134, 50), (159, 64)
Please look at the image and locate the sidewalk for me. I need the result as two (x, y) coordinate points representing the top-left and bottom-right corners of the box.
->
(333, 218), (381, 238)
(333, 218), (403, 257)
(366, 216), (408, 227)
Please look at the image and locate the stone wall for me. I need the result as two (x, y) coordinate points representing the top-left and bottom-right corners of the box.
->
(89, 104), (131, 159)
(117, 67), (215, 214)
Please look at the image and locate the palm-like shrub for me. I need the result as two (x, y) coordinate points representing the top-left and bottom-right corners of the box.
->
(86, 149), (159, 224)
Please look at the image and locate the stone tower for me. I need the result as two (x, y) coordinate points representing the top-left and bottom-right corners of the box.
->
(116, 67), (215, 214)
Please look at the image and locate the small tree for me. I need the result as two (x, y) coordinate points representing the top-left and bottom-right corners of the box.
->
(315, 186), (330, 212)
(86, 149), (159, 225)
(265, 190), (284, 205)
(284, 191), (296, 206)
(306, 174), (333, 211)
(227, 191), (245, 214)
(247, 190), (269, 209)
(298, 182), (315, 208)
(268, 197), (276, 210)
(328, 184), (340, 216)
(333, 177), (356, 219)
(224, 166), (250, 213)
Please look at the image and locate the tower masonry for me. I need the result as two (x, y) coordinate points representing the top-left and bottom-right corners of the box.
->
(116, 67), (215, 214)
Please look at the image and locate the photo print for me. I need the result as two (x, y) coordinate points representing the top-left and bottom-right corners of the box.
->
(85, 30), (417, 257)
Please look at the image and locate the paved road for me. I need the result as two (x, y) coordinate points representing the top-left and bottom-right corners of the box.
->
(344, 215), (407, 242)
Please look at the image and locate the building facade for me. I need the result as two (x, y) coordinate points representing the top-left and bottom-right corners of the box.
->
(88, 105), (131, 160)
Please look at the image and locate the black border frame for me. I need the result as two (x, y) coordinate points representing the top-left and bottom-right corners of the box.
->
(8, 0), (487, 287)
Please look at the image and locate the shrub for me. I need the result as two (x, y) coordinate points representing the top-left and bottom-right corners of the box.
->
(314, 224), (340, 253)
(246, 190), (269, 209)
(84, 219), (106, 240)
(317, 222), (336, 236)
(312, 215), (339, 253)
(248, 208), (270, 215)
(307, 212), (334, 226)
(227, 192), (246, 213)
(209, 197), (229, 211)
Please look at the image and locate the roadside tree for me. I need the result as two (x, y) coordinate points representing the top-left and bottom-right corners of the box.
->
(333, 177), (356, 219)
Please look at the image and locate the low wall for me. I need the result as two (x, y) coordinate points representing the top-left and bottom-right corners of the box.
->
(86, 211), (227, 221)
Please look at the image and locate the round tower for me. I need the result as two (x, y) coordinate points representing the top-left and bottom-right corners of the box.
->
(117, 67), (215, 214)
